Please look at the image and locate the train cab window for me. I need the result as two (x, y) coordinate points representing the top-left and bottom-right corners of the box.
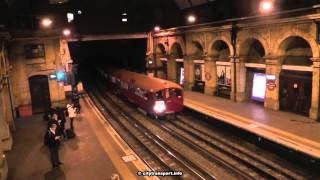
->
(155, 91), (164, 100)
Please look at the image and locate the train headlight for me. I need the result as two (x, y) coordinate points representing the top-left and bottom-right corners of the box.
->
(153, 101), (166, 113)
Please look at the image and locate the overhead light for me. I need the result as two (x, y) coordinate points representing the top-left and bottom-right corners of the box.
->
(187, 15), (196, 23)
(63, 28), (71, 36)
(122, 18), (127, 22)
(154, 26), (160, 32)
(122, 13), (127, 16)
(41, 18), (53, 27)
(67, 13), (74, 23)
(260, 0), (273, 14)
(77, 10), (82, 15)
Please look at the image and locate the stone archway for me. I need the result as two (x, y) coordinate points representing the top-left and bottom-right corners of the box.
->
(155, 43), (167, 79)
(169, 43), (184, 85)
(238, 38), (267, 102)
(189, 41), (205, 93)
(277, 36), (313, 116)
(210, 40), (232, 98)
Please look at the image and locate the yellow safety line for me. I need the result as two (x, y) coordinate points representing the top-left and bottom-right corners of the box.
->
(185, 98), (320, 159)
(83, 96), (159, 180)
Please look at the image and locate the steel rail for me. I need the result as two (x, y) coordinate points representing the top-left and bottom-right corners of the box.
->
(90, 83), (215, 179)
(175, 115), (303, 180)
(86, 85), (175, 177)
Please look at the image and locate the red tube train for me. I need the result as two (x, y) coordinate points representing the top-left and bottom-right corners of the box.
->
(98, 68), (184, 118)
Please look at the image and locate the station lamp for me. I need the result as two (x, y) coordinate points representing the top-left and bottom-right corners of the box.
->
(187, 15), (196, 23)
(41, 17), (53, 28)
(154, 26), (161, 32)
(122, 12), (128, 22)
(260, 0), (274, 14)
(62, 28), (71, 37)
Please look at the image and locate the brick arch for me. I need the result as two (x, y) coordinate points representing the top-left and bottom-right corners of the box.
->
(169, 42), (184, 58)
(189, 40), (204, 58)
(237, 36), (267, 63)
(208, 37), (233, 59)
(155, 43), (167, 55)
(274, 32), (319, 58)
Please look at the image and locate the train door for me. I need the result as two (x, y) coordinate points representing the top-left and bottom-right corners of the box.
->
(279, 71), (312, 116)
(29, 75), (51, 114)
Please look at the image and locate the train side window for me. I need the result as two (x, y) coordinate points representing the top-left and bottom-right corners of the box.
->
(165, 89), (170, 99)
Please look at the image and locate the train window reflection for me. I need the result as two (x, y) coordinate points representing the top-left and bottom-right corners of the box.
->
(156, 91), (164, 100)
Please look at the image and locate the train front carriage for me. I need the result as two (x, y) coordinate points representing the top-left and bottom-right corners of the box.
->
(151, 86), (183, 118)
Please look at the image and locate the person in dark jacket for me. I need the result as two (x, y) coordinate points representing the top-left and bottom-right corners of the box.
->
(44, 123), (62, 168)
(56, 107), (66, 138)
(47, 113), (64, 138)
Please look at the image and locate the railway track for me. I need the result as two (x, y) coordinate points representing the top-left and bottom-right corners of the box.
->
(87, 84), (215, 179)
(163, 116), (304, 180)
(96, 82), (304, 180)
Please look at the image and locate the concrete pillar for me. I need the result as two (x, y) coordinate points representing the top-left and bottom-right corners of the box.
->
(167, 55), (177, 82)
(309, 58), (320, 120)
(264, 57), (281, 110)
(204, 56), (217, 95)
(183, 56), (194, 90)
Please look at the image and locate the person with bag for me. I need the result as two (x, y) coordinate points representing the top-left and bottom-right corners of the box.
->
(44, 124), (62, 168)
(66, 104), (76, 130)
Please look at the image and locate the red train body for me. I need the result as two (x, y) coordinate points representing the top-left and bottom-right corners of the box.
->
(98, 68), (184, 117)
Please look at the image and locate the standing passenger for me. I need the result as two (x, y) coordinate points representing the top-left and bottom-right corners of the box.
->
(44, 124), (62, 168)
(66, 104), (76, 130)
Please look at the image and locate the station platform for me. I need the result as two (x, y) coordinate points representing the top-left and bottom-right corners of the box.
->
(184, 91), (320, 159)
(6, 95), (153, 180)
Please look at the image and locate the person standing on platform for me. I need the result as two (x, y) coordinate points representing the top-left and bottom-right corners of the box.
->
(56, 107), (66, 138)
(66, 104), (76, 130)
(44, 124), (62, 168)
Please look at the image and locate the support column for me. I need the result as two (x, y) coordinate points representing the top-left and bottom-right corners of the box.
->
(309, 58), (320, 120)
(204, 56), (217, 95)
(167, 55), (177, 82)
(145, 53), (156, 76)
(264, 57), (281, 110)
(230, 57), (246, 102)
(183, 56), (194, 90)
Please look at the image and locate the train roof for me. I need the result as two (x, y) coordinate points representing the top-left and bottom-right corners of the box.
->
(108, 68), (182, 92)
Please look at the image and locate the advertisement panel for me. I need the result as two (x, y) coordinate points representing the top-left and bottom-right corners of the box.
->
(252, 73), (266, 102)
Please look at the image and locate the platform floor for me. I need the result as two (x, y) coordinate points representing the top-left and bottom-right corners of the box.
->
(6, 96), (150, 180)
(184, 91), (320, 159)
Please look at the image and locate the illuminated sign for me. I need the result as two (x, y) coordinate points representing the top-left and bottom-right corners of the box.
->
(56, 71), (66, 81)
(252, 73), (266, 102)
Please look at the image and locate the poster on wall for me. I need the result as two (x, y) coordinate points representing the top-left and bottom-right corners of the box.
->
(194, 64), (202, 81)
(180, 68), (184, 85)
(217, 65), (231, 86)
(252, 73), (266, 102)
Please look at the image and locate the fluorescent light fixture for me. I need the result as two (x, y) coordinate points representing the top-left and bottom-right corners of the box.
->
(122, 18), (127, 22)
(252, 73), (266, 102)
(67, 13), (74, 23)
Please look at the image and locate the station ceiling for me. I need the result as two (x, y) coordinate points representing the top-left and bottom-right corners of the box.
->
(1, 0), (320, 34)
